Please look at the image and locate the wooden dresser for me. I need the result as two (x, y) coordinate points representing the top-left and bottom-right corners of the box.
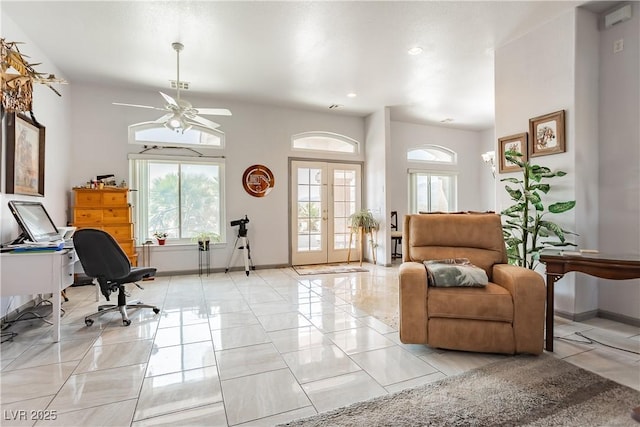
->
(72, 188), (137, 266)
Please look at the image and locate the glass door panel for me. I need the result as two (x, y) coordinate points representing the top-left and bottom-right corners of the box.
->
(291, 161), (361, 265)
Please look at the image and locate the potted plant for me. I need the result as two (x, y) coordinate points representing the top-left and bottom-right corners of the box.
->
(500, 150), (577, 269)
(349, 209), (380, 264)
(153, 231), (168, 245)
(192, 231), (221, 251)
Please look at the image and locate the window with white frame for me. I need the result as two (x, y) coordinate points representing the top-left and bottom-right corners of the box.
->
(128, 122), (225, 149)
(292, 131), (359, 154)
(407, 145), (458, 213)
(408, 171), (457, 213)
(129, 155), (225, 243)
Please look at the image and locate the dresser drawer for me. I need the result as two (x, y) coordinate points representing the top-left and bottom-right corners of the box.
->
(75, 191), (103, 207)
(74, 189), (129, 207)
(104, 224), (134, 241)
(102, 191), (128, 206)
(118, 240), (135, 255)
(73, 208), (103, 225)
(102, 208), (131, 223)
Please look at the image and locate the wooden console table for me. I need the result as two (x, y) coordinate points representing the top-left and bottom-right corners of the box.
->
(539, 251), (640, 352)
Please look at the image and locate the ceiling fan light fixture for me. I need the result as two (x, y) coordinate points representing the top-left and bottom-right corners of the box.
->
(165, 114), (182, 129)
(113, 41), (231, 132)
(164, 114), (191, 133)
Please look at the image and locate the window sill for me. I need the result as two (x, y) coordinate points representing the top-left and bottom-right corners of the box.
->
(137, 242), (226, 251)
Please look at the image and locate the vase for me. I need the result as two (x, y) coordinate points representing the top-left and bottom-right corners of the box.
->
(157, 239), (166, 246)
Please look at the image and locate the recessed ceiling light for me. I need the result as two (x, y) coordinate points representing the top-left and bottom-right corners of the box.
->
(347, 92), (357, 98)
(408, 47), (423, 55)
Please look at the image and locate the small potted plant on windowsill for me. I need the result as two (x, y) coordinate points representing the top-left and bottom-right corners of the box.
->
(153, 231), (168, 246)
(192, 232), (221, 251)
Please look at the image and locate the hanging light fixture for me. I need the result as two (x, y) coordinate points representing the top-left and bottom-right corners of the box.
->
(481, 151), (496, 177)
(164, 113), (191, 133)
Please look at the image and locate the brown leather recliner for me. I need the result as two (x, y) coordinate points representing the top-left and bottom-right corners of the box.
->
(399, 213), (545, 355)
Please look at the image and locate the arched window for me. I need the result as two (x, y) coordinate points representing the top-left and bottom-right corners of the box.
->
(128, 122), (225, 148)
(127, 122), (226, 244)
(292, 132), (359, 154)
(407, 145), (456, 164)
(407, 145), (458, 213)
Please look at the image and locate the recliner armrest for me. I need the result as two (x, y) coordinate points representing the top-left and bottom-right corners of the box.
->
(399, 261), (429, 344)
(492, 264), (546, 354)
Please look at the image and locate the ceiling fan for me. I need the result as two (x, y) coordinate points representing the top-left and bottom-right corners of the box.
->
(113, 42), (231, 133)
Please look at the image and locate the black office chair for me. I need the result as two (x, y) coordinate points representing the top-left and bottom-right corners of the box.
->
(391, 211), (402, 260)
(73, 228), (160, 326)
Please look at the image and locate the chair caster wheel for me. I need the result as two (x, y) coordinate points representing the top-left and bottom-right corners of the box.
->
(123, 319), (131, 326)
(85, 319), (94, 327)
(153, 308), (160, 314)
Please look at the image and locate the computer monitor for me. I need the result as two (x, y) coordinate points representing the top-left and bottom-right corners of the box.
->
(7, 200), (60, 243)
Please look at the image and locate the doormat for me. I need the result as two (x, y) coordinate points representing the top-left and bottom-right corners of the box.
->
(293, 263), (369, 275)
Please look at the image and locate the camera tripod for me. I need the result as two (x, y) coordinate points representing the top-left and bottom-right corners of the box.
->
(225, 233), (255, 276)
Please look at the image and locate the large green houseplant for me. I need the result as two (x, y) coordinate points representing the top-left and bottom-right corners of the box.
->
(501, 151), (577, 269)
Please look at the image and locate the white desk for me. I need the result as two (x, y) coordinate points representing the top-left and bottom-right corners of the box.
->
(1, 249), (76, 342)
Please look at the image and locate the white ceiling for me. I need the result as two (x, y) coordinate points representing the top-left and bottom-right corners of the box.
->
(2, 1), (589, 130)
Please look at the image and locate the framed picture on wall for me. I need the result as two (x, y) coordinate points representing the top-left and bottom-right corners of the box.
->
(529, 110), (565, 157)
(498, 132), (528, 173)
(5, 112), (46, 196)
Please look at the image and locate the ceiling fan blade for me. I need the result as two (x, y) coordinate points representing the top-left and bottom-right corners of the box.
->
(189, 115), (221, 129)
(193, 108), (232, 116)
(159, 91), (179, 108)
(113, 102), (164, 111)
(154, 113), (173, 124)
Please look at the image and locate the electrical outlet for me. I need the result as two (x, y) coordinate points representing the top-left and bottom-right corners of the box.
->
(613, 39), (624, 53)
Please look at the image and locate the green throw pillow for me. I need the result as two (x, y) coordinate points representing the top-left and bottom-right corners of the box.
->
(424, 258), (488, 287)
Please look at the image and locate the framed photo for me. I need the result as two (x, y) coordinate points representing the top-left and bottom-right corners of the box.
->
(498, 132), (528, 173)
(5, 113), (46, 196)
(529, 110), (565, 157)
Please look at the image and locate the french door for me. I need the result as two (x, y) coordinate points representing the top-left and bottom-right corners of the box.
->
(291, 160), (361, 265)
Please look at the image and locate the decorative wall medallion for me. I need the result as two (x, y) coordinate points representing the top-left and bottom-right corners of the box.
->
(242, 164), (275, 197)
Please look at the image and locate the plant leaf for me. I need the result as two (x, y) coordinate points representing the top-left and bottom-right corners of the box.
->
(539, 220), (566, 242)
(506, 188), (522, 201)
(541, 241), (577, 247)
(548, 201), (576, 213)
(500, 177), (521, 184)
(530, 183), (550, 194)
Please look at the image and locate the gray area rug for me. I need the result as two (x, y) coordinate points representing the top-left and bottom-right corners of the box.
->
(281, 354), (640, 426)
(293, 264), (368, 275)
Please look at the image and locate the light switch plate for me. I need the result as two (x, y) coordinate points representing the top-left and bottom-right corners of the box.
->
(614, 39), (624, 53)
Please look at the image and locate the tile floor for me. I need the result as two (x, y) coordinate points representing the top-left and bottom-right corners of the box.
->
(1, 264), (638, 426)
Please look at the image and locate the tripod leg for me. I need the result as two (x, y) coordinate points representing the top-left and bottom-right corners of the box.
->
(242, 237), (250, 276)
(246, 239), (255, 271)
(225, 236), (240, 273)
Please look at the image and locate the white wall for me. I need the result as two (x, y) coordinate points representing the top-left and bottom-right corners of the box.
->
(495, 10), (580, 315)
(364, 108), (390, 265)
(479, 127), (497, 211)
(388, 120), (488, 219)
(573, 8), (601, 317)
(597, 2), (640, 321)
(70, 83), (365, 273)
(496, 5), (640, 322)
(1, 15), (73, 317)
